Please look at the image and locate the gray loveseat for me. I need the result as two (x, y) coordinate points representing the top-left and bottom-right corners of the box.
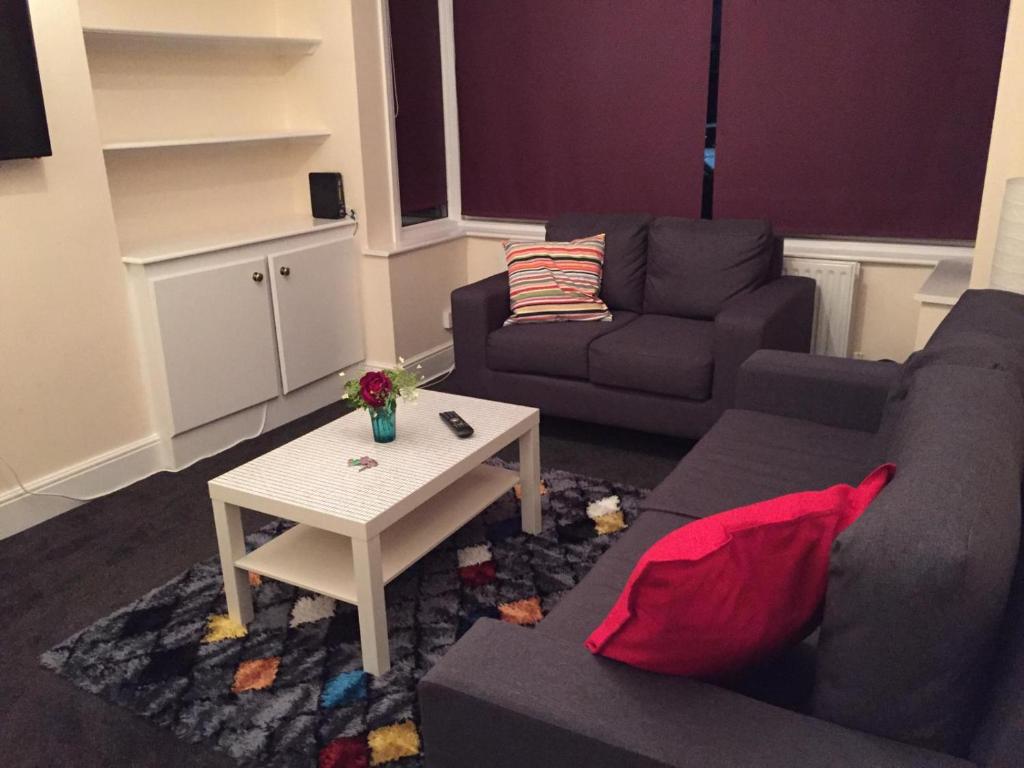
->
(420, 289), (1024, 768)
(450, 214), (815, 439)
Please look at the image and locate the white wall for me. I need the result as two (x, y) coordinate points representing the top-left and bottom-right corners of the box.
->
(972, 0), (1024, 288)
(0, 0), (151, 497)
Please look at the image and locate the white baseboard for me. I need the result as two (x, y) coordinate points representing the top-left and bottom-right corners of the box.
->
(0, 434), (164, 541)
(407, 341), (455, 383)
(364, 342), (454, 385)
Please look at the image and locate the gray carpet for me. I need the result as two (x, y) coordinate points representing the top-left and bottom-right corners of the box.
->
(1, 397), (691, 768)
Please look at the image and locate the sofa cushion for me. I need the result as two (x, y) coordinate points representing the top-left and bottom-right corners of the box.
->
(539, 511), (687, 645)
(589, 314), (714, 400)
(813, 365), (1024, 756)
(503, 235), (612, 324)
(644, 218), (774, 319)
(487, 311), (637, 380)
(642, 409), (880, 520)
(538, 510), (820, 711)
(547, 213), (654, 313)
(586, 465), (894, 678)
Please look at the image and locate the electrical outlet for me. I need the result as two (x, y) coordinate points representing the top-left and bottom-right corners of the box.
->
(442, 308), (453, 330)
(852, 351), (865, 360)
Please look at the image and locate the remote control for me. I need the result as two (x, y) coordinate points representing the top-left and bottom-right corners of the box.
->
(440, 410), (474, 438)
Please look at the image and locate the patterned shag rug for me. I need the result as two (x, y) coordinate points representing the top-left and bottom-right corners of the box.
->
(40, 463), (645, 768)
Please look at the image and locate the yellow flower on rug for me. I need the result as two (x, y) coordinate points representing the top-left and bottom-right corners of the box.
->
(593, 510), (627, 535)
(513, 481), (548, 500)
(202, 614), (247, 644)
(368, 720), (421, 765)
(248, 572), (263, 588)
(498, 595), (544, 625)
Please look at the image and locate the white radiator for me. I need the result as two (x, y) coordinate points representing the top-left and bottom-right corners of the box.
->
(782, 257), (861, 357)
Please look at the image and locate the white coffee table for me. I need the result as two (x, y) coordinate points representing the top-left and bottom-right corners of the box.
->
(207, 390), (540, 675)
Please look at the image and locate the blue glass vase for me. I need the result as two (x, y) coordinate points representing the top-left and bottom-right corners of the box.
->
(369, 401), (397, 443)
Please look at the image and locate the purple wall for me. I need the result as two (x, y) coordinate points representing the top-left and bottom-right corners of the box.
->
(454, 0), (712, 221)
(714, 0), (1008, 240)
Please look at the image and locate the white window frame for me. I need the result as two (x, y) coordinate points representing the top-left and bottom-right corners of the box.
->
(378, 0), (463, 251)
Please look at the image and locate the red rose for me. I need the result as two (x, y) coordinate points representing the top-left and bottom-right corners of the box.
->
(359, 370), (393, 408)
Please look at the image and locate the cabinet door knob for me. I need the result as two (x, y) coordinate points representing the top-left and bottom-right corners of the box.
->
(252, 271), (264, 283)
(279, 266), (291, 277)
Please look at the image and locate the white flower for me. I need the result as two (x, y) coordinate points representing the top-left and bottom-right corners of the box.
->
(457, 543), (492, 568)
(586, 495), (621, 521)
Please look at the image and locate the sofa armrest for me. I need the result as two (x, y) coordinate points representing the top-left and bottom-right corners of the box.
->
(713, 276), (815, 411)
(419, 620), (971, 768)
(450, 272), (511, 383)
(736, 349), (899, 433)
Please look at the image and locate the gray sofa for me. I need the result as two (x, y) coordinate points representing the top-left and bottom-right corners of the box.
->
(420, 289), (1024, 767)
(450, 214), (815, 439)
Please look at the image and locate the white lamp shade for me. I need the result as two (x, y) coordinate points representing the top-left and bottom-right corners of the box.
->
(991, 177), (1024, 293)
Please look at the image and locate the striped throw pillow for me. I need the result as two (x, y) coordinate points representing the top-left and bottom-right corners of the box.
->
(503, 234), (612, 324)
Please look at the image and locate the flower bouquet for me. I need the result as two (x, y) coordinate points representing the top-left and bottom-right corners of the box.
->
(341, 359), (422, 443)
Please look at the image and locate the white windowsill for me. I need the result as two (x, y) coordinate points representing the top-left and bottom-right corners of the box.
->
(361, 218), (975, 268)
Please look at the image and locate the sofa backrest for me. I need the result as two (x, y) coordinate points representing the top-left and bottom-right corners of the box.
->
(931, 288), (1024, 346)
(876, 289), (1024, 448)
(643, 217), (775, 319)
(813, 364), (1024, 756)
(545, 212), (653, 313)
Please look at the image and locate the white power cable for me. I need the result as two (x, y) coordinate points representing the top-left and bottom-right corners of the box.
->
(0, 402), (269, 505)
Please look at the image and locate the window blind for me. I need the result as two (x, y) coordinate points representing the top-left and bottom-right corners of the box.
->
(713, 1), (1008, 240)
(454, 0), (713, 221)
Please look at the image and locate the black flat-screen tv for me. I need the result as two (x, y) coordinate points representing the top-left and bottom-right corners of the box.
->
(0, 0), (52, 160)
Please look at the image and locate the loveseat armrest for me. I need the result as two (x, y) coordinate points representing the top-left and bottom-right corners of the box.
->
(419, 619), (972, 768)
(713, 276), (815, 411)
(737, 349), (899, 433)
(450, 272), (511, 386)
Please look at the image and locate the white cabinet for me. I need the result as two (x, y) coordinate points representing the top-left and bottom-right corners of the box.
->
(126, 223), (363, 466)
(153, 257), (280, 434)
(269, 240), (365, 394)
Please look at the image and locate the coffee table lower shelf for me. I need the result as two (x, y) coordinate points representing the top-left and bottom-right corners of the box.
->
(234, 463), (519, 604)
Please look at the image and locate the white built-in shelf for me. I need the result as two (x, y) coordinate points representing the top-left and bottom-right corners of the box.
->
(102, 129), (330, 153)
(121, 216), (357, 265)
(82, 25), (321, 55)
(914, 257), (973, 306)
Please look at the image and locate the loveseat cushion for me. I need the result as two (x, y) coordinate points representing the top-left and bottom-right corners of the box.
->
(503, 235), (612, 324)
(588, 314), (714, 400)
(813, 365), (1024, 756)
(642, 409), (880, 520)
(546, 213), (654, 313)
(486, 311), (637, 380)
(644, 218), (773, 319)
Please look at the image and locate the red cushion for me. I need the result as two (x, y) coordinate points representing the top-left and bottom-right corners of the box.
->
(586, 464), (895, 677)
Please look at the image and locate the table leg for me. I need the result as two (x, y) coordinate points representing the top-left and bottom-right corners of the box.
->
(352, 535), (390, 675)
(212, 499), (254, 625)
(519, 423), (542, 534)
